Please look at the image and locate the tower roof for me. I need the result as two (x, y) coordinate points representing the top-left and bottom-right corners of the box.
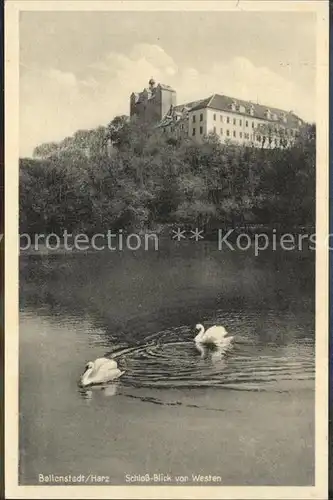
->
(158, 83), (176, 92)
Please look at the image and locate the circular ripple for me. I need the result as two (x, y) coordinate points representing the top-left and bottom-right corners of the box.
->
(109, 325), (315, 391)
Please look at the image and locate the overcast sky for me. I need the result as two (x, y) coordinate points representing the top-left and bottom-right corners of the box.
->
(19, 10), (316, 157)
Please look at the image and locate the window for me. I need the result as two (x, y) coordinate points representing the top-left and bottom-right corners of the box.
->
(192, 128), (195, 136)
(227, 117), (230, 124)
(220, 115), (223, 122)
(233, 130), (236, 138)
(200, 126), (203, 134)
(192, 115), (196, 123)
(220, 128), (223, 135)
(257, 135), (261, 142)
(226, 130), (230, 136)
(233, 118), (236, 125)
(239, 132), (243, 138)
(213, 114), (216, 121)
(200, 113), (203, 122)
(246, 120), (248, 127)
(239, 119), (242, 126)
(213, 126), (216, 133)
(252, 122), (254, 128)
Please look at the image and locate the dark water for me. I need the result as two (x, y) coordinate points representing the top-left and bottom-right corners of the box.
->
(19, 242), (315, 486)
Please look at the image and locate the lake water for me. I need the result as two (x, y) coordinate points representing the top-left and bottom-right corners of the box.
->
(19, 241), (315, 486)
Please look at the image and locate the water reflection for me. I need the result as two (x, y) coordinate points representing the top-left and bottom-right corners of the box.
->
(79, 382), (120, 401)
(194, 339), (230, 364)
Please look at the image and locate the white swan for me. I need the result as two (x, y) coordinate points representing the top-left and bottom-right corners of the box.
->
(80, 357), (125, 387)
(194, 323), (233, 347)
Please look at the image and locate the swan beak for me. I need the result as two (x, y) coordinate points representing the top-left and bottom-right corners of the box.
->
(78, 378), (86, 388)
(79, 372), (90, 388)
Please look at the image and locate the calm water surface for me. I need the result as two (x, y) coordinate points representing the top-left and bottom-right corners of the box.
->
(19, 242), (315, 485)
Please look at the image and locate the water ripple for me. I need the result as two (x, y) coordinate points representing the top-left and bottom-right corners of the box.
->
(105, 325), (314, 392)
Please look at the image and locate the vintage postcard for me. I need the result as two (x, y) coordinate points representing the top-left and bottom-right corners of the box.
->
(5, 0), (329, 498)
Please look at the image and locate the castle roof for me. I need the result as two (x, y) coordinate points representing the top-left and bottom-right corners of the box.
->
(173, 98), (209, 113)
(157, 99), (208, 128)
(190, 94), (303, 128)
(132, 82), (176, 104)
(186, 97), (211, 112)
(158, 83), (176, 92)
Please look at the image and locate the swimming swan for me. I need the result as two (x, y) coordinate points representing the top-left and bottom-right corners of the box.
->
(194, 323), (234, 347)
(80, 357), (125, 387)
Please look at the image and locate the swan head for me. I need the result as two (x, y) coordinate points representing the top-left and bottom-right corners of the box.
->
(194, 323), (205, 342)
(195, 323), (204, 332)
(80, 361), (94, 387)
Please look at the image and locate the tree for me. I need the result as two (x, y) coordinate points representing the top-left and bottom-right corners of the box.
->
(20, 117), (316, 236)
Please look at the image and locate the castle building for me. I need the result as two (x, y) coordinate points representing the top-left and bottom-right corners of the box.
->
(130, 78), (176, 124)
(130, 79), (305, 148)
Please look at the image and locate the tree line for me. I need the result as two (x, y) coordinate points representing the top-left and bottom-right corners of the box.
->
(20, 116), (316, 237)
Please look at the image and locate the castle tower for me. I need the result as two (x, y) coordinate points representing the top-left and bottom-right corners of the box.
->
(149, 78), (156, 91)
(130, 79), (176, 124)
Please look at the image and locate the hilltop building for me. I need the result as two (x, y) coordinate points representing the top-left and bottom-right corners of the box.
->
(130, 78), (176, 124)
(130, 79), (305, 148)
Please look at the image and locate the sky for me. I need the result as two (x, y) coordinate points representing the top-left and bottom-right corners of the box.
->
(19, 10), (316, 157)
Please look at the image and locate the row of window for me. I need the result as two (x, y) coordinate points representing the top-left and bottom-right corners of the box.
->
(166, 124), (293, 145)
(192, 114), (204, 123)
(213, 114), (254, 128)
(192, 126), (287, 143)
(215, 128), (251, 140)
(192, 113), (297, 136)
(192, 126), (253, 139)
(193, 127), (204, 135)
(192, 113), (255, 128)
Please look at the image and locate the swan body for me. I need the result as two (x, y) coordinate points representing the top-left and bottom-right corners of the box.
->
(80, 357), (125, 387)
(194, 323), (233, 347)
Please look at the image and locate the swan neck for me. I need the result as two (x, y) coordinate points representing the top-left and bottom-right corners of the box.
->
(81, 368), (93, 386)
(195, 325), (205, 341)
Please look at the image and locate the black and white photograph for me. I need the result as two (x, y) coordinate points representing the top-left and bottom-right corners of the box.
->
(4, 1), (329, 498)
